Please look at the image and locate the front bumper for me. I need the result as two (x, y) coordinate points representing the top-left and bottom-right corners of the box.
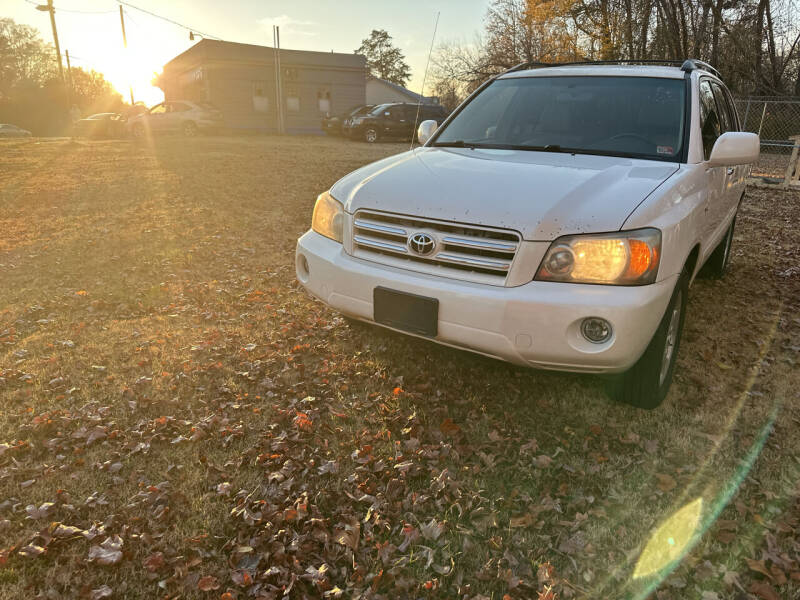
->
(296, 230), (676, 373)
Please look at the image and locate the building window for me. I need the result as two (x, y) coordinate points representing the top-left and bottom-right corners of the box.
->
(253, 81), (269, 113)
(286, 87), (300, 113)
(317, 88), (331, 114)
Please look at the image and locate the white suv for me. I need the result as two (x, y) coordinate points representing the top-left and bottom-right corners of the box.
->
(295, 60), (759, 408)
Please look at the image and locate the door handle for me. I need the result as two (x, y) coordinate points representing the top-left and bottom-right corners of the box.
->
(726, 167), (735, 176)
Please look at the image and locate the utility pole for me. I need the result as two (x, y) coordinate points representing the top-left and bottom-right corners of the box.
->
(65, 49), (73, 107)
(273, 25), (285, 134)
(36, 0), (64, 84)
(119, 6), (135, 105)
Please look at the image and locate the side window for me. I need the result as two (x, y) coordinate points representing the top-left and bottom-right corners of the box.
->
(150, 104), (167, 115)
(253, 81), (269, 113)
(171, 103), (190, 113)
(722, 86), (739, 131)
(698, 80), (720, 160)
(285, 87), (300, 113)
(710, 82), (732, 133)
(317, 88), (331, 113)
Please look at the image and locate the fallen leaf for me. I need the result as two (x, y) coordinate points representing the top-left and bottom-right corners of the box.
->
(748, 581), (780, 600)
(143, 552), (165, 572)
(89, 585), (113, 600)
(655, 473), (677, 492)
(334, 519), (360, 551)
(746, 558), (774, 581)
(87, 535), (123, 565)
(197, 575), (220, 591)
(510, 513), (534, 528)
(18, 544), (45, 558)
(439, 418), (461, 436)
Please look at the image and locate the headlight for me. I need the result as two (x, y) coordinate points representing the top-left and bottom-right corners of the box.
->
(311, 191), (344, 243)
(535, 228), (661, 285)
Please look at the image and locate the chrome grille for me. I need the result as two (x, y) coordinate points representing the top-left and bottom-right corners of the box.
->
(352, 210), (520, 285)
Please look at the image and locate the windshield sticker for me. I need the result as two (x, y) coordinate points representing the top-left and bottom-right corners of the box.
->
(657, 146), (674, 155)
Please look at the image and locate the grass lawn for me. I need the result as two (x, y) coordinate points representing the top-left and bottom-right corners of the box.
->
(1, 135), (799, 600)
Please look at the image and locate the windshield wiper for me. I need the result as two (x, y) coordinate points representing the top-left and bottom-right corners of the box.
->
(434, 141), (575, 152)
(504, 144), (576, 153)
(432, 140), (482, 149)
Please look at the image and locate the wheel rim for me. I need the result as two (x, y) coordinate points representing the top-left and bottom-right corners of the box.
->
(659, 290), (682, 386)
(184, 123), (197, 137)
(365, 129), (377, 143)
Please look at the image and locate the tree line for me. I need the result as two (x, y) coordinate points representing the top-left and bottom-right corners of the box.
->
(431, 0), (800, 109)
(0, 19), (123, 135)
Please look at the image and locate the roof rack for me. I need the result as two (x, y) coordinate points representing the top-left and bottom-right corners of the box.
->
(505, 58), (720, 77)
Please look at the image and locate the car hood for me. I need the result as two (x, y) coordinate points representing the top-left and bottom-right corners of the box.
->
(331, 147), (679, 240)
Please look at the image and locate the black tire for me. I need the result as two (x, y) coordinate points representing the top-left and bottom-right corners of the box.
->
(183, 121), (199, 137)
(363, 127), (378, 143)
(606, 268), (689, 409)
(699, 215), (735, 279)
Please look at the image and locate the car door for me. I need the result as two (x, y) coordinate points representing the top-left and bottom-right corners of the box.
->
(168, 102), (192, 132)
(392, 106), (413, 138)
(380, 106), (401, 138)
(698, 79), (726, 255)
(711, 82), (746, 219)
(147, 103), (169, 133)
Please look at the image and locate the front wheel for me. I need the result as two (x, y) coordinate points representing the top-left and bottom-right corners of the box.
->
(606, 269), (689, 409)
(183, 121), (199, 137)
(700, 215), (735, 279)
(363, 128), (378, 143)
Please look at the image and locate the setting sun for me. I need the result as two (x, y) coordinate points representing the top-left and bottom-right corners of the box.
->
(61, 11), (167, 106)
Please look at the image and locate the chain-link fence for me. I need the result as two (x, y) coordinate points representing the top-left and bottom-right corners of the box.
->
(734, 96), (800, 181)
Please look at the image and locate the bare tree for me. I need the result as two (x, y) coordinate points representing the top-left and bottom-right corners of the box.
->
(431, 0), (800, 99)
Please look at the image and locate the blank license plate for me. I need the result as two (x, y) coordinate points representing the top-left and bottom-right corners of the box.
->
(373, 287), (438, 337)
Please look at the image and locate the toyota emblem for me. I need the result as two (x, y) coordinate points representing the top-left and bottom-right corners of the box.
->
(408, 232), (436, 256)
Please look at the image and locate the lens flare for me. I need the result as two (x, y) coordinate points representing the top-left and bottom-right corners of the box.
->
(633, 497), (703, 580)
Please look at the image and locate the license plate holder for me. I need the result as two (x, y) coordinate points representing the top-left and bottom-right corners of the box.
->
(373, 287), (438, 337)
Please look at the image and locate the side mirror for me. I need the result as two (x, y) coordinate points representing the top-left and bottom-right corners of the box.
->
(708, 132), (760, 167)
(417, 120), (438, 145)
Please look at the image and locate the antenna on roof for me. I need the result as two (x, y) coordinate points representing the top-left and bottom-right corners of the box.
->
(410, 11), (440, 151)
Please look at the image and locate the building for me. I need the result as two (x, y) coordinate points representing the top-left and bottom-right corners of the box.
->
(158, 39), (367, 133)
(366, 76), (439, 106)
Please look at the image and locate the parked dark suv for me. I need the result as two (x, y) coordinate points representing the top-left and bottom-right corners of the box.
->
(322, 104), (374, 136)
(345, 102), (449, 143)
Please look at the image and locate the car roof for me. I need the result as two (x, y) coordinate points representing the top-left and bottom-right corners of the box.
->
(498, 64), (690, 80)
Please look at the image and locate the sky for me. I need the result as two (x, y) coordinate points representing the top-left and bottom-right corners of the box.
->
(3, 0), (489, 106)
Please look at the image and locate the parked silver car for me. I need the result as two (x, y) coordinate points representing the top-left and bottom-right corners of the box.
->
(0, 124), (32, 137)
(126, 100), (223, 138)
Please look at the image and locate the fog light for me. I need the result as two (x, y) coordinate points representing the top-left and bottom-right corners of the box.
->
(581, 317), (612, 344)
(297, 253), (310, 281)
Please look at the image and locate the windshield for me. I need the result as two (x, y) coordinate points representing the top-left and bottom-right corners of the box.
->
(434, 76), (686, 161)
(368, 104), (392, 116)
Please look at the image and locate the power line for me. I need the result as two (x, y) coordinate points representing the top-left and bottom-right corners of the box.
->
(114, 0), (222, 40)
(25, 0), (222, 38)
(23, 0), (115, 15)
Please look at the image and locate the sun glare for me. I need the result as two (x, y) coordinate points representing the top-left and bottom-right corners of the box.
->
(101, 46), (164, 106)
(63, 12), (166, 107)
